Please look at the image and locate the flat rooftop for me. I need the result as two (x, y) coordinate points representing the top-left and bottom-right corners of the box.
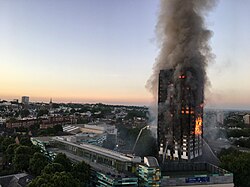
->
(52, 148), (135, 179)
(52, 136), (141, 163)
(31, 136), (53, 143)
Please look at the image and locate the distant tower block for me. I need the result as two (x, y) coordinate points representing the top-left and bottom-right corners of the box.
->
(21, 96), (29, 105)
(49, 98), (53, 109)
(157, 69), (204, 162)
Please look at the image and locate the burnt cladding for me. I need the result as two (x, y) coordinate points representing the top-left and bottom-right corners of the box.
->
(158, 68), (204, 162)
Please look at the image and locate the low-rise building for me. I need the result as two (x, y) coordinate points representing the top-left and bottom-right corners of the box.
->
(243, 114), (250, 124)
(138, 157), (161, 187)
(30, 136), (234, 187)
(0, 173), (33, 187)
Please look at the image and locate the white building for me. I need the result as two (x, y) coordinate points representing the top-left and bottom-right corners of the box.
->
(217, 111), (224, 124)
(0, 117), (6, 125)
(243, 114), (250, 125)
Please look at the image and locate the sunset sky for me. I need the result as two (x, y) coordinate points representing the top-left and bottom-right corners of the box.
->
(0, 0), (250, 109)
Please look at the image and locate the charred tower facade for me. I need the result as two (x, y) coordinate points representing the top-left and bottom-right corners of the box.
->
(158, 68), (203, 162)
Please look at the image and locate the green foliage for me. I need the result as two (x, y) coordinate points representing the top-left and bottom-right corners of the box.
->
(37, 109), (49, 117)
(71, 161), (90, 186)
(52, 172), (80, 187)
(0, 136), (4, 151)
(20, 137), (33, 146)
(28, 172), (80, 187)
(52, 103), (60, 108)
(233, 138), (250, 148)
(227, 128), (250, 138)
(5, 143), (20, 164)
(30, 144), (42, 153)
(218, 147), (239, 159)
(78, 107), (90, 113)
(125, 110), (148, 120)
(224, 114), (245, 128)
(220, 148), (250, 187)
(29, 152), (49, 176)
(53, 153), (72, 172)
(42, 163), (64, 174)
(14, 111), (20, 117)
(8, 117), (17, 123)
(70, 108), (76, 114)
(0, 137), (15, 152)
(15, 126), (28, 133)
(53, 124), (63, 132)
(13, 145), (33, 171)
(0, 136), (42, 175)
(20, 109), (30, 118)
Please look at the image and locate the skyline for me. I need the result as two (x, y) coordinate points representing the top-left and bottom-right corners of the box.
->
(1, 0), (250, 109)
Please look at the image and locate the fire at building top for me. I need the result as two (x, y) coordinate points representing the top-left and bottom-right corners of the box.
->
(157, 68), (204, 162)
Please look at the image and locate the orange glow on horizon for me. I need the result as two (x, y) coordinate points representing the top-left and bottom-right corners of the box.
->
(0, 91), (152, 106)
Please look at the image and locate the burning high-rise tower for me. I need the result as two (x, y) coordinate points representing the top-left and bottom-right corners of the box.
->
(146, 0), (217, 162)
(158, 68), (203, 161)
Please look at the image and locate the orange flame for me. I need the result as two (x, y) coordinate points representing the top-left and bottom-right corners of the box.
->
(195, 117), (202, 135)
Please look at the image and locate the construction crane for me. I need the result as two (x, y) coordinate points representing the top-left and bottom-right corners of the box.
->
(132, 125), (149, 154)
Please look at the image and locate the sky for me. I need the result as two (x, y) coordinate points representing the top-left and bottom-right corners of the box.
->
(0, 0), (250, 109)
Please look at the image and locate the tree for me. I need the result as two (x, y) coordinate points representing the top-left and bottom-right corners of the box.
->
(53, 124), (63, 133)
(0, 137), (15, 152)
(13, 146), (33, 171)
(125, 110), (148, 120)
(71, 161), (91, 186)
(70, 108), (76, 114)
(53, 153), (72, 172)
(20, 109), (30, 118)
(37, 109), (49, 117)
(42, 163), (64, 175)
(29, 152), (49, 176)
(20, 136), (33, 146)
(28, 172), (80, 187)
(5, 143), (20, 164)
(52, 172), (80, 187)
(220, 149), (250, 187)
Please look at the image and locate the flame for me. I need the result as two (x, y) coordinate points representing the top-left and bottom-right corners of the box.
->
(195, 117), (202, 135)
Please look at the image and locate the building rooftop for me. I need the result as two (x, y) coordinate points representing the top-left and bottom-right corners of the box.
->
(52, 136), (141, 163)
(144, 156), (159, 167)
(31, 136), (53, 143)
(53, 148), (135, 179)
(0, 173), (33, 187)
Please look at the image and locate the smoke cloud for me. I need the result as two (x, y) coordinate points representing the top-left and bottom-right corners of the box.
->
(146, 0), (217, 99)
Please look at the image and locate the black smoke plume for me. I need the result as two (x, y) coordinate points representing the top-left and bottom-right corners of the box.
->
(147, 0), (217, 101)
